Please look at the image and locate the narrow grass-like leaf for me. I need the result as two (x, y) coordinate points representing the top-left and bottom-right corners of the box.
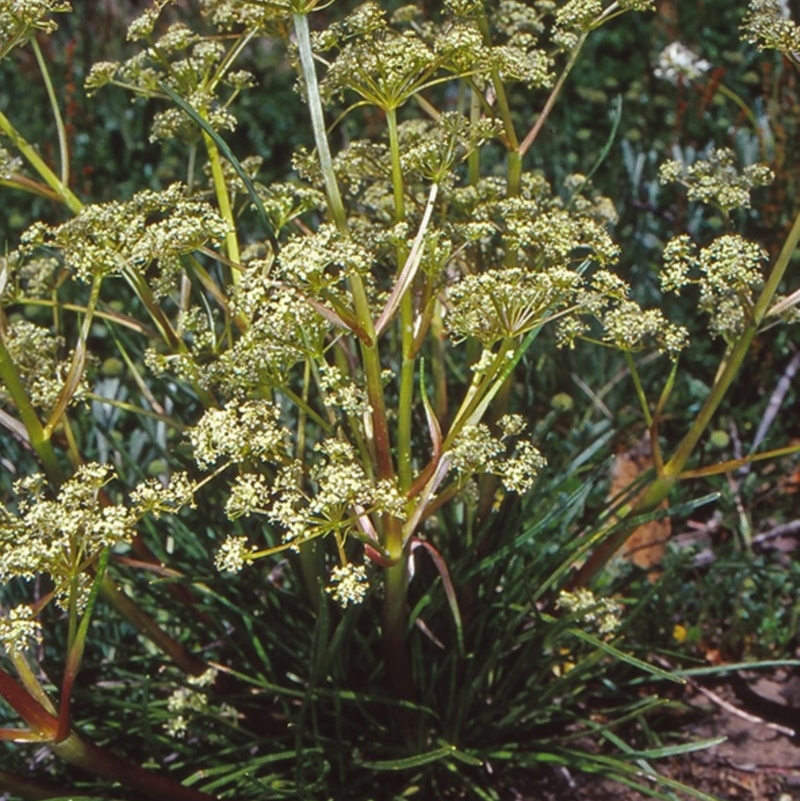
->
(539, 491), (718, 601)
(631, 737), (727, 759)
(360, 744), (479, 771)
(672, 659), (800, 677)
(184, 750), (303, 790)
(567, 627), (685, 684)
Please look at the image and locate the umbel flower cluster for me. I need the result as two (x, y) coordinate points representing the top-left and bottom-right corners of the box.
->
(0, 0), (71, 58)
(742, 0), (800, 64)
(0, 0), (792, 667)
(0, 464), (195, 650)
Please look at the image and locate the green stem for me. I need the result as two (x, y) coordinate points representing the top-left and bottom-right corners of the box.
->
(519, 31), (589, 157)
(293, 7), (411, 714)
(467, 88), (481, 187)
(100, 576), (208, 677)
(477, 14), (519, 154)
(381, 554), (416, 736)
(664, 208), (800, 478)
(431, 302), (448, 423)
(445, 340), (514, 448)
(186, 141), (198, 193)
(120, 269), (183, 352)
(477, 10), (521, 254)
(386, 108), (405, 222)
(208, 29), (256, 95)
(505, 150), (521, 267)
(387, 108), (415, 491)
(203, 129), (240, 271)
(0, 110), (82, 214)
(625, 351), (653, 428)
(716, 83), (763, 153)
(44, 271), (104, 439)
(58, 549), (111, 741)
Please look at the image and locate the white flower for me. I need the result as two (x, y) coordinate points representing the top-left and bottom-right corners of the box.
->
(654, 42), (711, 84)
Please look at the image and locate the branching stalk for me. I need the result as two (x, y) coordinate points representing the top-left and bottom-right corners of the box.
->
(571, 208), (800, 587)
(519, 31), (589, 157)
(0, 110), (82, 214)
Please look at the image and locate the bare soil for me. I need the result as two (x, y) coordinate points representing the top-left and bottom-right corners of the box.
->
(513, 671), (800, 801)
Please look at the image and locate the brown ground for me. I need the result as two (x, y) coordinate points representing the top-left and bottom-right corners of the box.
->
(514, 671), (800, 800)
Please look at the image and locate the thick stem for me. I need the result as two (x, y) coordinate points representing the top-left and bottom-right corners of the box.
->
(387, 107), (415, 491)
(381, 554), (416, 735)
(0, 669), (215, 801)
(293, 8), (413, 715)
(0, 769), (66, 801)
(51, 732), (217, 801)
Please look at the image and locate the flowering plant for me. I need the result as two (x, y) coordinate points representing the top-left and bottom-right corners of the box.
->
(1, 0), (799, 797)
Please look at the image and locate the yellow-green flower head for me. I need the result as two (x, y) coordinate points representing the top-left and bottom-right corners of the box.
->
(742, 0), (800, 60)
(446, 266), (580, 345)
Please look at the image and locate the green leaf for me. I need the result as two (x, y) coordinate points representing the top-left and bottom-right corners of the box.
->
(631, 736), (727, 759)
(567, 628), (685, 684)
(360, 744), (481, 771)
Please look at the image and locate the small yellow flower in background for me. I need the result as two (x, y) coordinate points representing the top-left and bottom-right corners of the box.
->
(672, 624), (688, 644)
